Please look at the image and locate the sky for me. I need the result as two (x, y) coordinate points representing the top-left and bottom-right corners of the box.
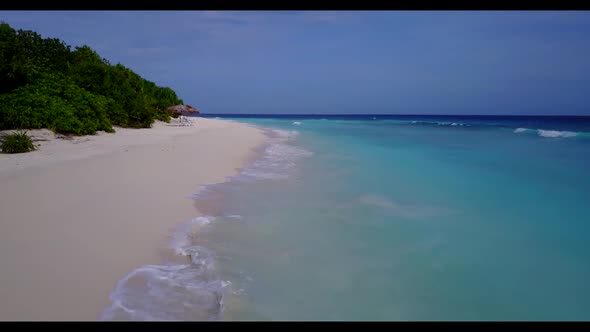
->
(1, 11), (590, 115)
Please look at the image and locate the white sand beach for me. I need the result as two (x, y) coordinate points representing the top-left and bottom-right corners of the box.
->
(0, 118), (267, 320)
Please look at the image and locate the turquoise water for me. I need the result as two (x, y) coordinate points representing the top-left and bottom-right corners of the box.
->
(103, 116), (590, 321)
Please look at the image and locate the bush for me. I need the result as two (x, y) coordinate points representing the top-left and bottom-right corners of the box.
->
(0, 75), (116, 135)
(0, 130), (36, 153)
(0, 22), (185, 136)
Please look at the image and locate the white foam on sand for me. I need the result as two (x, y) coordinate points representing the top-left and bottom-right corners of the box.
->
(169, 216), (215, 256)
(100, 256), (231, 321)
(101, 123), (315, 321)
(239, 129), (313, 180)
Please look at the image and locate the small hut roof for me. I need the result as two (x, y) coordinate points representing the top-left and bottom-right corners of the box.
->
(166, 105), (200, 115)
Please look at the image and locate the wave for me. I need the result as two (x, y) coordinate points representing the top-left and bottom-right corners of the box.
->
(100, 260), (230, 321)
(102, 124), (313, 321)
(100, 215), (226, 321)
(239, 129), (313, 180)
(401, 121), (588, 138)
(292, 121), (303, 126)
(190, 129), (312, 190)
(409, 120), (470, 127)
(537, 129), (579, 138)
(514, 127), (581, 138)
(170, 216), (214, 255)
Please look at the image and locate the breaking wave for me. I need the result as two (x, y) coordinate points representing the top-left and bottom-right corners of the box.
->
(514, 127), (582, 138)
(410, 120), (470, 127)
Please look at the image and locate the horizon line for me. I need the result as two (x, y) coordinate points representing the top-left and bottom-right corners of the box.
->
(198, 113), (590, 117)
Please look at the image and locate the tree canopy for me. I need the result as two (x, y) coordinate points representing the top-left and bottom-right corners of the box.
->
(0, 22), (184, 135)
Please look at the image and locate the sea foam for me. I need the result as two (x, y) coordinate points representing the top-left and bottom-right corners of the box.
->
(238, 129), (313, 180)
(537, 129), (578, 138)
(514, 127), (579, 138)
(100, 260), (229, 321)
(170, 216), (214, 255)
(410, 120), (469, 127)
(102, 123), (313, 321)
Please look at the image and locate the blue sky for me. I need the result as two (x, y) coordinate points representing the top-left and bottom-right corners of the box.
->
(2, 11), (590, 115)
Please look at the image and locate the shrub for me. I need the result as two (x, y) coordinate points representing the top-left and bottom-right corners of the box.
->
(0, 22), (185, 136)
(0, 130), (36, 153)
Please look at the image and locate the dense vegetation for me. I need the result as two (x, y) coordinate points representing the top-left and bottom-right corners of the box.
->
(0, 22), (184, 136)
(0, 130), (36, 153)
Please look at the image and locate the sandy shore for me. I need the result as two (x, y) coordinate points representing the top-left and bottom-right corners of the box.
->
(0, 118), (267, 320)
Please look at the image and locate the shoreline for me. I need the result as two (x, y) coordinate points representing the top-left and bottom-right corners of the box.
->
(0, 118), (267, 320)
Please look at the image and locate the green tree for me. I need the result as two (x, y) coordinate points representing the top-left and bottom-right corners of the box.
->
(0, 22), (185, 135)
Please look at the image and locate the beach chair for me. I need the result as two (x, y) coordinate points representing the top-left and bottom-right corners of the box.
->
(179, 115), (194, 126)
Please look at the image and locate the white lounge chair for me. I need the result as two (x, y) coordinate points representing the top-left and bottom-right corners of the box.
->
(179, 115), (195, 126)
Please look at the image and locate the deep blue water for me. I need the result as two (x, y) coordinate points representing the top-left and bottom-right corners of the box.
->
(103, 114), (590, 321)
(200, 114), (590, 133)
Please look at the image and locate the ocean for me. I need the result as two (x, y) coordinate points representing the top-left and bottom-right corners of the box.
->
(101, 115), (590, 321)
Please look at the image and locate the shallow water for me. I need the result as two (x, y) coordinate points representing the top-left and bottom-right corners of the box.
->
(103, 115), (590, 321)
